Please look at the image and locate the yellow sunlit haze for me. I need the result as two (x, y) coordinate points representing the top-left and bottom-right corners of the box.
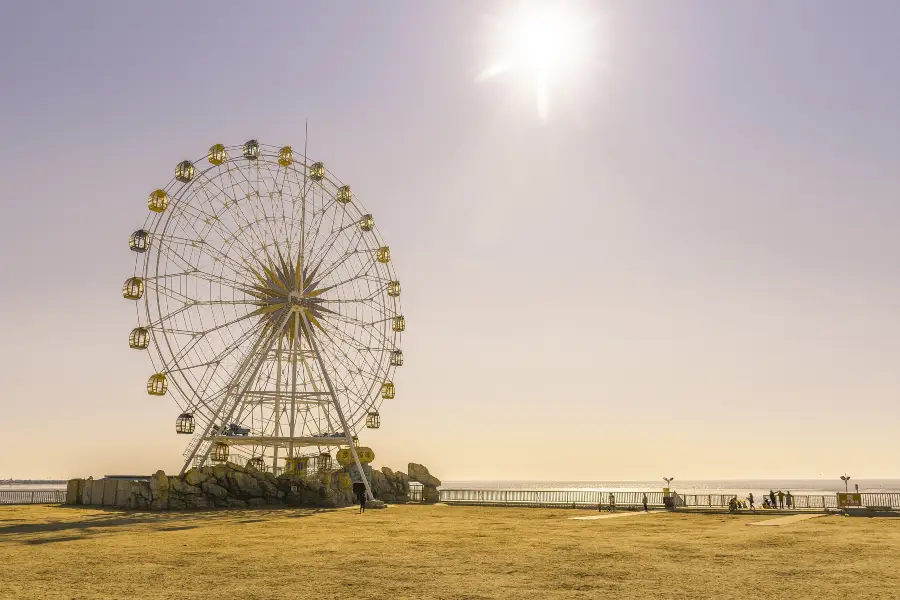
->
(477, 1), (602, 119)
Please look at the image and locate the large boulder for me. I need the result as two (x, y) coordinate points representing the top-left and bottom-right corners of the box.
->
(114, 480), (135, 508)
(228, 471), (262, 498)
(408, 463), (441, 487)
(82, 478), (94, 505)
(184, 468), (209, 487)
(66, 479), (83, 505)
(211, 464), (229, 482)
(170, 478), (201, 496)
(149, 470), (170, 510)
(102, 478), (119, 506)
(259, 480), (280, 498)
(185, 495), (210, 509)
(372, 469), (391, 496)
(385, 469), (410, 499)
(201, 481), (228, 500)
(134, 481), (152, 509)
(89, 479), (105, 506)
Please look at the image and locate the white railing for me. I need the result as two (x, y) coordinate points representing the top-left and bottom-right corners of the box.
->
(0, 490), (66, 505)
(438, 489), (900, 510)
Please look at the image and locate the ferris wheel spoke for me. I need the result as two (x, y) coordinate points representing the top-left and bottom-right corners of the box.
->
(209, 166), (270, 262)
(257, 157), (296, 252)
(147, 280), (200, 305)
(146, 299), (258, 329)
(302, 196), (345, 267)
(314, 323), (389, 385)
(226, 162), (282, 258)
(322, 317), (394, 356)
(158, 325), (256, 383)
(304, 225), (367, 281)
(153, 222), (253, 285)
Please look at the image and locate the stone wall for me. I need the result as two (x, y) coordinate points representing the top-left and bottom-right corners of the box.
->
(66, 461), (438, 510)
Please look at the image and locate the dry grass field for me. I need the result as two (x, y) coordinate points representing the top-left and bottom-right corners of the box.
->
(2, 504), (899, 599)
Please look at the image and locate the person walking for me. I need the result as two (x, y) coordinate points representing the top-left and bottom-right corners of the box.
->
(608, 493), (616, 512)
(747, 493), (755, 511)
(769, 490), (777, 508)
(353, 482), (367, 514)
(777, 490), (785, 509)
(642, 493), (648, 512)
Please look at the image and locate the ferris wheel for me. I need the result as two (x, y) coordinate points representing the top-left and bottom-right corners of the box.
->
(123, 140), (403, 495)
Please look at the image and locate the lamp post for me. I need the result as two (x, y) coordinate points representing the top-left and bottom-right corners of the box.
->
(840, 474), (851, 494)
(663, 477), (674, 490)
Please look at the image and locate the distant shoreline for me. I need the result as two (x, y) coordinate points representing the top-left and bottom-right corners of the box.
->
(1, 480), (68, 485)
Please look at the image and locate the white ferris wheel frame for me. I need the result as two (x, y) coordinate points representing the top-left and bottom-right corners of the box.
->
(128, 142), (402, 500)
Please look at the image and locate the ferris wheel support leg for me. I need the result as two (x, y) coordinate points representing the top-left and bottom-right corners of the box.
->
(273, 336), (283, 474)
(179, 313), (291, 475)
(288, 314), (301, 460)
(301, 312), (376, 503)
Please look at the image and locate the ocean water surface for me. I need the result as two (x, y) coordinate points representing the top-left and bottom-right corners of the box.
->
(441, 479), (900, 498)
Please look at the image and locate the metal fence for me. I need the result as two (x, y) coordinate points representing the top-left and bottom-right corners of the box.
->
(675, 494), (839, 509)
(439, 489), (664, 508)
(0, 490), (66, 505)
(860, 493), (900, 509)
(438, 489), (899, 510)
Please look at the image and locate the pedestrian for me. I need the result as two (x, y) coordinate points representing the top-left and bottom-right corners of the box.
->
(748, 493), (755, 511)
(642, 493), (648, 512)
(769, 490), (777, 508)
(777, 490), (785, 509)
(786, 491), (793, 509)
(353, 482), (367, 514)
(608, 493), (616, 512)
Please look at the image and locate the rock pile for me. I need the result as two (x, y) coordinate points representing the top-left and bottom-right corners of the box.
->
(372, 467), (410, 504)
(408, 462), (442, 503)
(66, 461), (440, 510)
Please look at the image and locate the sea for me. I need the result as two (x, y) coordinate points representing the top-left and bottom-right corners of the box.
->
(440, 479), (900, 498)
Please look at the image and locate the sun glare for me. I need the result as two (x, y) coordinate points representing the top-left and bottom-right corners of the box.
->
(477, 2), (599, 120)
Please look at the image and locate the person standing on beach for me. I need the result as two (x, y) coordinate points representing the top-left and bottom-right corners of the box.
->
(609, 493), (616, 512)
(777, 490), (785, 509)
(769, 490), (777, 508)
(353, 482), (367, 514)
(642, 494), (648, 512)
(786, 491), (793, 509)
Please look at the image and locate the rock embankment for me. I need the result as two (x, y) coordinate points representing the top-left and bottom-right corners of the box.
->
(408, 462), (441, 503)
(66, 461), (440, 510)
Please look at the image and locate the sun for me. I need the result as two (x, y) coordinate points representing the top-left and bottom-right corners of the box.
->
(477, 1), (601, 120)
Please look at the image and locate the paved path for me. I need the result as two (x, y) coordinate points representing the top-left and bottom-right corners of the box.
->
(569, 511), (659, 521)
(748, 514), (826, 527)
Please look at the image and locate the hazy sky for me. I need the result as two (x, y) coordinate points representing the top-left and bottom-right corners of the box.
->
(1, 1), (898, 481)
